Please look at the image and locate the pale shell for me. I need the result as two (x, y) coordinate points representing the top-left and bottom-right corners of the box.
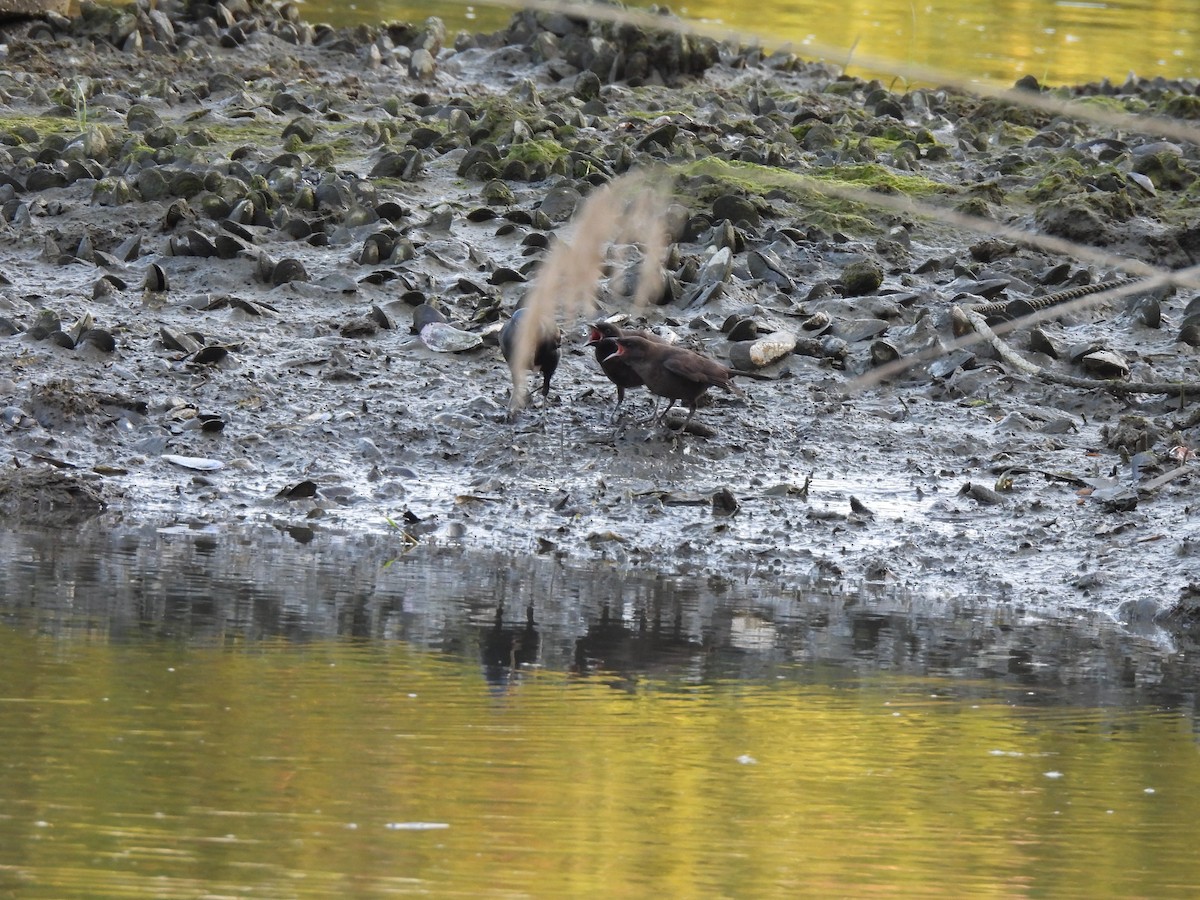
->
(419, 322), (483, 353)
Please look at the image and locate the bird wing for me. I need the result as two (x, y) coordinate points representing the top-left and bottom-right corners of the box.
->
(661, 349), (723, 384)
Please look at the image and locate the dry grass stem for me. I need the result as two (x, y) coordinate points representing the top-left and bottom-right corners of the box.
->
(508, 170), (672, 411)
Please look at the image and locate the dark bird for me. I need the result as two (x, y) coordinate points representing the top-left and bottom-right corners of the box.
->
(585, 320), (666, 420)
(500, 306), (561, 418)
(602, 334), (764, 431)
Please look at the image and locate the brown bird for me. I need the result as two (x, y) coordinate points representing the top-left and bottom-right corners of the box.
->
(585, 320), (665, 420)
(602, 334), (762, 431)
(500, 307), (561, 418)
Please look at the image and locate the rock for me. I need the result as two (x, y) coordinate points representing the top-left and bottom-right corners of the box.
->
(1104, 416), (1159, 454)
(419, 321), (483, 352)
(410, 48), (436, 80)
(840, 259), (883, 296)
(1080, 350), (1130, 379)
(727, 331), (797, 369)
(836, 318), (890, 342)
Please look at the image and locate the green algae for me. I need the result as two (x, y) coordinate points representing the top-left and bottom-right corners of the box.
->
(1070, 94), (1150, 116)
(954, 196), (993, 219)
(818, 162), (955, 197)
(503, 138), (568, 167)
(1161, 94), (1200, 120)
(0, 114), (87, 146)
(1026, 157), (1090, 202)
(1133, 149), (1197, 191)
(680, 157), (957, 234)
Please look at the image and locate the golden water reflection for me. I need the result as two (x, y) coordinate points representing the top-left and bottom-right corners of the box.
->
(309, 0), (1197, 86)
(1, 628), (1198, 897)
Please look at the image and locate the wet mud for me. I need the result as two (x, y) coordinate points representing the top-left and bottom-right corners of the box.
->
(0, 1), (1198, 627)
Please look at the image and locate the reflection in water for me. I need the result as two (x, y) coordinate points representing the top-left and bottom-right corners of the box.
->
(2, 522), (1199, 703)
(574, 603), (704, 680)
(480, 602), (540, 685)
(3, 524), (1200, 896)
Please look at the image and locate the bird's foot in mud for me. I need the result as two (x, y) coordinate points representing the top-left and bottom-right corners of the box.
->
(630, 400), (661, 425)
(506, 386), (557, 425)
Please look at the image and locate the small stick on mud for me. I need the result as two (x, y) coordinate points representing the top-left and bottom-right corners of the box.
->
(954, 306), (1200, 397)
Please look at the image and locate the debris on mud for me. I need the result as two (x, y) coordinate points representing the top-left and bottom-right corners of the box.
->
(0, 0), (1197, 620)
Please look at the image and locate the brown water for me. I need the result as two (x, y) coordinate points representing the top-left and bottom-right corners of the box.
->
(308, 0), (1197, 86)
(3, 525), (1200, 897)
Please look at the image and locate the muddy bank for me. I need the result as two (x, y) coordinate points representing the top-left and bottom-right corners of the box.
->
(0, 0), (1198, 626)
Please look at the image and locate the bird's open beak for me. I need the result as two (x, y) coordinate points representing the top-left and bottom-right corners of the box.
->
(599, 345), (622, 363)
(585, 327), (601, 345)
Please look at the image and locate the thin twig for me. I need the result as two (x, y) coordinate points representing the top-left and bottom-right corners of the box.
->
(1139, 464), (1191, 494)
(956, 306), (1200, 397)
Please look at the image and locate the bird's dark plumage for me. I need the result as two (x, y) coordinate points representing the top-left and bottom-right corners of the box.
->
(501, 307), (561, 417)
(603, 334), (755, 430)
(586, 321), (660, 416)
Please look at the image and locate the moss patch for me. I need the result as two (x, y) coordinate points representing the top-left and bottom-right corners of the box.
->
(200, 120), (284, 148)
(1026, 157), (1090, 202)
(0, 114), (84, 145)
(1161, 94), (1200, 120)
(679, 157), (874, 232)
(816, 162), (956, 197)
(503, 138), (568, 167)
(1070, 94), (1150, 115)
(679, 157), (957, 234)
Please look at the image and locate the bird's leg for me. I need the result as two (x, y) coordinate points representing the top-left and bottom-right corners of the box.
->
(507, 362), (528, 421)
(534, 370), (556, 426)
(608, 386), (625, 424)
(608, 398), (630, 441)
(633, 396), (660, 425)
(536, 381), (551, 428)
(656, 398), (677, 426)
